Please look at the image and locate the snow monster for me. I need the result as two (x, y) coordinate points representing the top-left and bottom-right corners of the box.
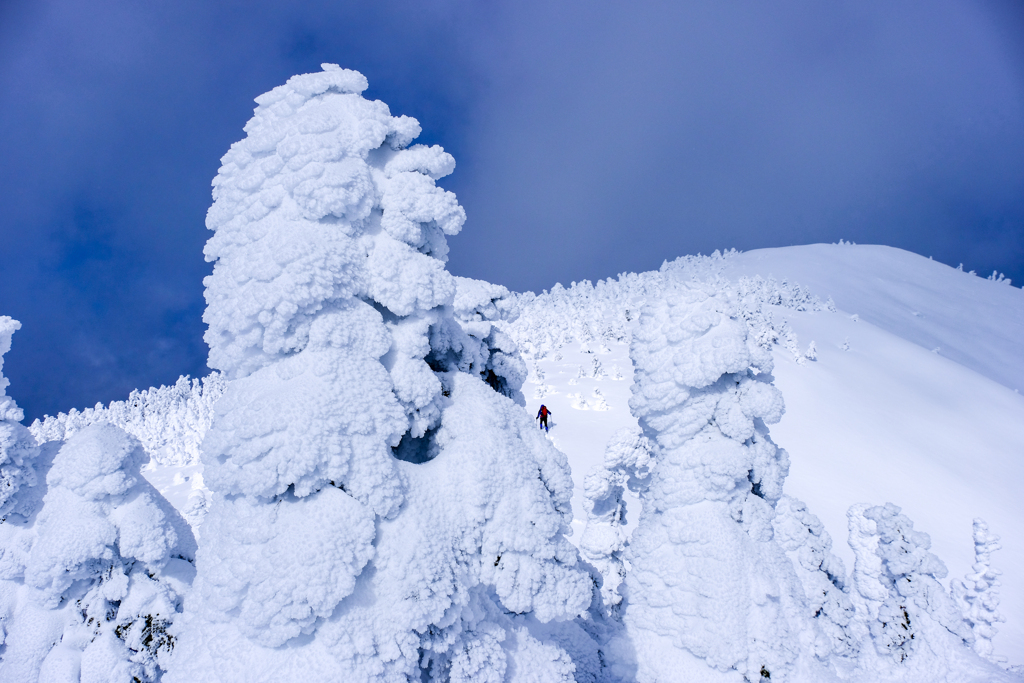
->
(167, 66), (593, 682)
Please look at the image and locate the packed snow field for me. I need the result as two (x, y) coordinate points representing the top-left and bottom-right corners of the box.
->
(2, 66), (1022, 682)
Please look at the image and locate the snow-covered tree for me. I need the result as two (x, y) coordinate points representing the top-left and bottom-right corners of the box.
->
(612, 281), (834, 682)
(845, 503), (1014, 681)
(168, 65), (592, 682)
(863, 504), (970, 662)
(846, 502), (891, 624)
(0, 422), (196, 682)
(774, 495), (858, 660)
(579, 426), (653, 615)
(951, 518), (1005, 661)
(504, 252), (832, 369)
(450, 276), (527, 403)
(30, 373), (227, 468)
(0, 317), (41, 522)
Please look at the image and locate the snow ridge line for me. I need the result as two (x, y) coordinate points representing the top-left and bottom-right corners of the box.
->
(503, 249), (832, 364)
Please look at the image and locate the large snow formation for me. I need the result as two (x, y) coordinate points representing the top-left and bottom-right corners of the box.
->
(611, 282), (828, 682)
(167, 65), (591, 682)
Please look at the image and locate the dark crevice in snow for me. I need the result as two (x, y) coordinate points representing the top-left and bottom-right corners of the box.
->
(748, 469), (765, 500)
(391, 428), (439, 464)
(483, 368), (514, 398)
(363, 296), (398, 326)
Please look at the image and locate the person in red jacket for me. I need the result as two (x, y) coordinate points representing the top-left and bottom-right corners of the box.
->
(536, 404), (552, 432)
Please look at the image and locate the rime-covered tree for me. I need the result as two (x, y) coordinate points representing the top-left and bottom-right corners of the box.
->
(846, 503), (1014, 681)
(774, 495), (858, 660)
(0, 421), (196, 682)
(951, 518), (1005, 662)
(30, 373), (227, 468)
(167, 66), (592, 682)
(859, 504), (967, 662)
(0, 317), (40, 523)
(611, 282), (835, 682)
(579, 426), (653, 615)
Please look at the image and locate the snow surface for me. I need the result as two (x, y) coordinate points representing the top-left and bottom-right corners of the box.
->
(721, 243), (1024, 393)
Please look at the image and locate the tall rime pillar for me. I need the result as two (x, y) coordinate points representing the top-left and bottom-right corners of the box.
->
(173, 63), (467, 671)
(621, 283), (811, 682)
(169, 66), (591, 683)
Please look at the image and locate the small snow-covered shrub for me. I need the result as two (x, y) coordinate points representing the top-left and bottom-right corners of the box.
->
(734, 275), (832, 364)
(0, 422), (195, 682)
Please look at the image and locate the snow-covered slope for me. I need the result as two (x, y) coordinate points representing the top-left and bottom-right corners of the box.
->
(721, 243), (1023, 393)
(23, 242), (1023, 675)
(510, 244), (1024, 665)
(27, 242), (1020, 670)
(723, 244), (1024, 661)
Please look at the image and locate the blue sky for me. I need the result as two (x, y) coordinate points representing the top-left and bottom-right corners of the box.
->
(1, 0), (1022, 421)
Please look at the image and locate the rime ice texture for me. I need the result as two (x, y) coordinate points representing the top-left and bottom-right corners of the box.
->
(30, 373), (227, 469)
(618, 282), (834, 682)
(168, 66), (591, 682)
(0, 423), (196, 682)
